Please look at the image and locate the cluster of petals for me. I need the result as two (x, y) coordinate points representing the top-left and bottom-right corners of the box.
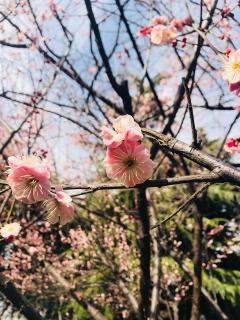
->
(42, 186), (74, 225)
(101, 115), (143, 148)
(102, 115), (155, 187)
(6, 155), (74, 225)
(138, 15), (191, 46)
(0, 222), (21, 240)
(151, 25), (177, 45)
(224, 138), (240, 154)
(222, 49), (240, 96)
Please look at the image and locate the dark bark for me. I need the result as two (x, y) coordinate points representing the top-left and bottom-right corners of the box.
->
(191, 204), (203, 320)
(0, 273), (43, 320)
(84, 0), (133, 115)
(137, 188), (151, 320)
(143, 128), (240, 185)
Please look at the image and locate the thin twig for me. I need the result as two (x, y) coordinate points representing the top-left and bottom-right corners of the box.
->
(151, 182), (211, 229)
(183, 78), (199, 148)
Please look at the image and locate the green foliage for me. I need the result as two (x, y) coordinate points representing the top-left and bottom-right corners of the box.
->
(206, 184), (240, 218)
(203, 268), (240, 306)
(208, 184), (240, 206)
(83, 267), (111, 298)
(61, 299), (90, 320)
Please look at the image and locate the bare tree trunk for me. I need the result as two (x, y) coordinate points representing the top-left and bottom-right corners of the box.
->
(137, 188), (151, 320)
(190, 207), (203, 320)
(147, 191), (161, 320)
(0, 273), (43, 320)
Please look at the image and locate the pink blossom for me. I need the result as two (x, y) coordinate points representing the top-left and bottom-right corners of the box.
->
(182, 17), (192, 26)
(7, 155), (51, 204)
(222, 49), (240, 84)
(170, 19), (184, 32)
(0, 223), (21, 240)
(43, 186), (74, 225)
(151, 25), (177, 45)
(228, 82), (240, 92)
(138, 25), (153, 37)
(224, 138), (240, 154)
(101, 115), (143, 148)
(151, 16), (167, 26)
(221, 6), (231, 18)
(101, 126), (125, 148)
(104, 140), (155, 187)
(207, 225), (224, 236)
(224, 47), (232, 56)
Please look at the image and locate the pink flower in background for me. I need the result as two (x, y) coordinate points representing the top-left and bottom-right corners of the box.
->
(207, 225), (224, 236)
(101, 115), (143, 148)
(182, 16), (192, 26)
(228, 82), (240, 92)
(170, 19), (184, 32)
(0, 223), (21, 240)
(222, 49), (240, 84)
(43, 186), (74, 225)
(224, 138), (240, 154)
(151, 16), (167, 26)
(7, 155), (51, 204)
(104, 140), (155, 187)
(138, 25), (153, 37)
(139, 16), (189, 42)
(224, 47), (232, 56)
(151, 25), (177, 45)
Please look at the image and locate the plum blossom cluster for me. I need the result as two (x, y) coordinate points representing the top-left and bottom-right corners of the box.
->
(224, 138), (240, 154)
(222, 48), (240, 96)
(138, 15), (191, 46)
(3, 155), (74, 234)
(102, 115), (155, 187)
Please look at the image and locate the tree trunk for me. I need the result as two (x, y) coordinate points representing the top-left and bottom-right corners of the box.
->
(137, 188), (151, 320)
(190, 207), (203, 320)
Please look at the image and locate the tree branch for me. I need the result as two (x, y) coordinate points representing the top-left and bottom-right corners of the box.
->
(0, 273), (43, 320)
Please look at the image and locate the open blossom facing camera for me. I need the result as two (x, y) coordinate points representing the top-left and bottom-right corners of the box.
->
(151, 25), (177, 45)
(224, 138), (240, 154)
(101, 115), (143, 148)
(43, 186), (74, 225)
(104, 140), (155, 187)
(7, 155), (51, 204)
(222, 49), (240, 94)
(0, 222), (21, 240)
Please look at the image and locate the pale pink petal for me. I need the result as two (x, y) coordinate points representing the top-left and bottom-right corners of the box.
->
(151, 16), (167, 26)
(113, 115), (143, 141)
(101, 126), (125, 148)
(0, 223), (21, 239)
(43, 188), (74, 225)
